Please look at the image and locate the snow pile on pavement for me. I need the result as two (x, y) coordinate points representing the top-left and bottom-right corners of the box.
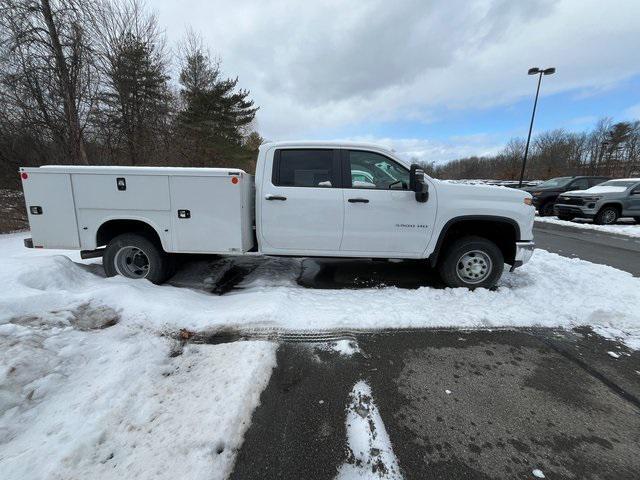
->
(336, 381), (402, 479)
(0, 234), (278, 480)
(317, 339), (361, 356)
(535, 216), (640, 237)
(0, 319), (276, 480)
(1, 232), (640, 349)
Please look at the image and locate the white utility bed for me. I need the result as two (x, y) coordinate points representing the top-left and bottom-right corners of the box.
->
(20, 165), (255, 253)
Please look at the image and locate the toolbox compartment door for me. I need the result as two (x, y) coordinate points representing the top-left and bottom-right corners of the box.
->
(21, 172), (80, 249)
(169, 175), (248, 253)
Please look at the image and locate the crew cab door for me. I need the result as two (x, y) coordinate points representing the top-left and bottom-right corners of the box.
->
(259, 148), (344, 254)
(340, 150), (437, 256)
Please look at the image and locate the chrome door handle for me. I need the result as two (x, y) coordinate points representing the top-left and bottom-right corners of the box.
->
(348, 198), (369, 203)
(265, 194), (287, 201)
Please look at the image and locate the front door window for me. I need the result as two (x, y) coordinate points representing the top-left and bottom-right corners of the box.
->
(347, 151), (410, 190)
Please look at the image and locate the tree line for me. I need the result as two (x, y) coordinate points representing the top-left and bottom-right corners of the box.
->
(0, 0), (263, 188)
(421, 118), (640, 181)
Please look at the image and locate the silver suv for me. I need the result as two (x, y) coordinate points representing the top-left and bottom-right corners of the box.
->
(553, 178), (640, 225)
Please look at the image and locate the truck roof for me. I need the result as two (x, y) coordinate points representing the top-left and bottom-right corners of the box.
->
(20, 165), (247, 176)
(261, 140), (396, 154)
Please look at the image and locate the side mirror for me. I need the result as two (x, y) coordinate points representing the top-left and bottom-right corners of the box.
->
(410, 164), (429, 203)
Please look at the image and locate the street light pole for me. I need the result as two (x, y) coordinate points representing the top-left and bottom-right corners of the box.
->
(518, 67), (555, 187)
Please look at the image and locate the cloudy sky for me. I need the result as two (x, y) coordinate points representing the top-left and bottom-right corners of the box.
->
(155, 0), (640, 163)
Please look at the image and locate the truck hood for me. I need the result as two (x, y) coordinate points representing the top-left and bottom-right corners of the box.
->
(437, 180), (530, 202)
(563, 185), (627, 196)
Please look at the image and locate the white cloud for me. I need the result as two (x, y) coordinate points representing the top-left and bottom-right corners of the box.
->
(339, 135), (504, 164)
(154, 0), (640, 140)
(623, 103), (640, 120)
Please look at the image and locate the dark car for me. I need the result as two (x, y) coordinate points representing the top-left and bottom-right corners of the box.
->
(523, 176), (610, 216)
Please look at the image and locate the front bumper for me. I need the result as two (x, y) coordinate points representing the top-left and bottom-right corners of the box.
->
(510, 241), (535, 271)
(553, 205), (595, 219)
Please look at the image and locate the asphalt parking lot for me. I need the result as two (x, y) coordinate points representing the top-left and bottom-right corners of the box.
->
(230, 328), (640, 480)
(533, 221), (640, 276)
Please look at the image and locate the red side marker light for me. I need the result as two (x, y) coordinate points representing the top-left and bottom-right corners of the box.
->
(231, 176), (239, 185)
(21, 172), (28, 180)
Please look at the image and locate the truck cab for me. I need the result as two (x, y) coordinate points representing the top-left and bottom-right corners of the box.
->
(20, 141), (535, 289)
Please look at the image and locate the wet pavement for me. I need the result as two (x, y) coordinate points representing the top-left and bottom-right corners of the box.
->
(230, 328), (640, 480)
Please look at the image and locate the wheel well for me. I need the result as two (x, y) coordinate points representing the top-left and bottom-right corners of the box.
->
(431, 218), (518, 266)
(598, 203), (622, 214)
(96, 220), (163, 250)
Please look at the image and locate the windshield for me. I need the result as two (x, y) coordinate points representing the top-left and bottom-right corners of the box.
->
(599, 180), (638, 188)
(536, 177), (573, 188)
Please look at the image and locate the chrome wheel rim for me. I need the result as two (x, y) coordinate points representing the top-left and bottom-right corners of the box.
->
(456, 250), (492, 284)
(114, 246), (150, 279)
(602, 209), (616, 224)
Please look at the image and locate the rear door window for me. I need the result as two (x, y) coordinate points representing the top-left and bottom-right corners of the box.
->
(272, 149), (339, 188)
(570, 178), (589, 190)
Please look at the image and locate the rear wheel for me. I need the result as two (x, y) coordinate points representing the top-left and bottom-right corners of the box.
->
(103, 233), (170, 284)
(438, 236), (504, 289)
(594, 206), (619, 225)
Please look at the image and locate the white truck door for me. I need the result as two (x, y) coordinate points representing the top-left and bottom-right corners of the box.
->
(340, 150), (437, 256)
(259, 148), (344, 253)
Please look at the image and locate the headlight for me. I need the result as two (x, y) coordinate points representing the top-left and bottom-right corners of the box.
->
(533, 191), (542, 196)
(524, 197), (533, 206)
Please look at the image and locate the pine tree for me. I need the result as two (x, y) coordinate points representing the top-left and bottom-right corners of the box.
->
(178, 43), (258, 148)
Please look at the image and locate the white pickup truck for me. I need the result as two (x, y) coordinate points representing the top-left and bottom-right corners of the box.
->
(20, 141), (535, 288)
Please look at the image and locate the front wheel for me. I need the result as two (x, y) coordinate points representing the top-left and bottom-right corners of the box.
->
(103, 233), (170, 284)
(438, 236), (504, 289)
(594, 206), (618, 225)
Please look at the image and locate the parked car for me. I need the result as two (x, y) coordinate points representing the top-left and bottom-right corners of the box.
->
(523, 176), (610, 216)
(553, 178), (640, 224)
(20, 141), (536, 289)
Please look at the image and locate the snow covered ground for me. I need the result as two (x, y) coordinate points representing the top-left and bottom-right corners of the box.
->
(1, 232), (639, 343)
(2, 230), (640, 478)
(0, 234), (277, 480)
(535, 216), (640, 238)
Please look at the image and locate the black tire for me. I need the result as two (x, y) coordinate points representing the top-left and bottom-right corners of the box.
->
(594, 206), (619, 225)
(557, 214), (574, 221)
(103, 233), (170, 284)
(634, 217), (640, 224)
(539, 202), (554, 217)
(438, 236), (504, 289)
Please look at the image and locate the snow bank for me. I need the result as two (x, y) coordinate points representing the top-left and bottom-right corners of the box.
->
(1, 232), (639, 349)
(0, 237), (278, 480)
(535, 216), (640, 238)
(0, 321), (276, 480)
